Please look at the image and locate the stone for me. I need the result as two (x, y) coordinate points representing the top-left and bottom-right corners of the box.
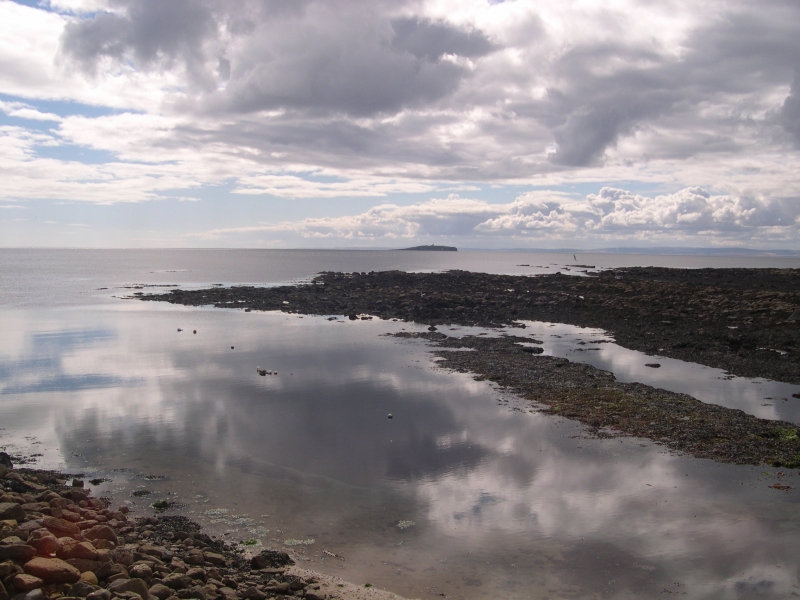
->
(217, 587), (238, 600)
(11, 574), (43, 593)
(0, 453), (12, 468)
(184, 568), (204, 582)
(183, 550), (204, 566)
(108, 577), (152, 600)
(137, 545), (163, 559)
(79, 572), (98, 586)
(147, 584), (172, 600)
(23, 557), (80, 584)
(0, 561), (22, 578)
(128, 564), (152, 582)
(85, 589), (111, 600)
(0, 545), (37, 563)
(65, 559), (102, 574)
(161, 574), (192, 590)
(27, 532), (61, 557)
(57, 540), (99, 561)
(0, 580), (8, 600)
(305, 593), (327, 600)
(107, 572), (130, 583)
(42, 517), (81, 538)
(83, 526), (117, 546)
(92, 539), (115, 551)
(64, 581), (98, 598)
(203, 552), (226, 567)
(239, 588), (265, 600)
(249, 551), (294, 570)
(0, 504), (25, 523)
(11, 589), (43, 600)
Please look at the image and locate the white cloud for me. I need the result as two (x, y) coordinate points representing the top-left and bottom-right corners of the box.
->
(193, 187), (800, 246)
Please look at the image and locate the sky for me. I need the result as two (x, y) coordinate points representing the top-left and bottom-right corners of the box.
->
(0, 0), (799, 249)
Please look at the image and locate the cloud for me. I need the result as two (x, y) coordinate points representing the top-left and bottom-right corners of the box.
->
(194, 187), (800, 245)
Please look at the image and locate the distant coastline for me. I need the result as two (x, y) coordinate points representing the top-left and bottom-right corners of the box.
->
(400, 244), (457, 251)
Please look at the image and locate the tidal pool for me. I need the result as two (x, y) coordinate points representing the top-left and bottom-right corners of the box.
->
(1, 302), (800, 600)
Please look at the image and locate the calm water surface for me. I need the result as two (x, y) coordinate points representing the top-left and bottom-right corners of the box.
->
(2, 250), (800, 600)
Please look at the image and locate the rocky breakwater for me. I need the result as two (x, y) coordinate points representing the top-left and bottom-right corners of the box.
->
(0, 457), (396, 600)
(139, 267), (800, 384)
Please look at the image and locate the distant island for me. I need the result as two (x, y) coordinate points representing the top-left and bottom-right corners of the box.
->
(400, 244), (457, 251)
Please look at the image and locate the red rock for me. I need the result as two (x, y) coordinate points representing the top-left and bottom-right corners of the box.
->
(57, 539), (98, 560)
(83, 525), (118, 545)
(42, 516), (80, 538)
(12, 573), (44, 592)
(23, 557), (80, 584)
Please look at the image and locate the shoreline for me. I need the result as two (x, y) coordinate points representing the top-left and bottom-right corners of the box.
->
(0, 459), (409, 600)
(139, 267), (800, 384)
(136, 267), (800, 468)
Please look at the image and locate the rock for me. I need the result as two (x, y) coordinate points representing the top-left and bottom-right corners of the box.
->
(92, 539), (115, 551)
(94, 562), (127, 581)
(11, 589), (43, 600)
(42, 517), (81, 538)
(83, 525), (118, 546)
(79, 572), (98, 586)
(137, 544), (164, 559)
(645, 363), (661, 368)
(522, 346), (544, 354)
(0, 504), (24, 523)
(183, 550), (204, 566)
(161, 574), (192, 590)
(27, 531), (61, 556)
(387, 414), (393, 419)
(249, 550), (294, 570)
(23, 557), (81, 584)
(203, 552), (225, 566)
(11, 574), (44, 593)
(0, 580), (8, 600)
(264, 583), (290, 595)
(239, 588), (265, 600)
(0, 545), (37, 563)
(348, 314), (357, 320)
(64, 581), (98, 598)
(305, 593), (327, 600)
(57, 540), (99, 561)
(108, 577), (152, 600)
(147, 584), (172, 600)
(184, 568), (205, 582)
(0, 561), (22, 578)
(217, 587), (238, 600)
(85, 590), (110, 600)
(0, 453), (12, 469)
(128, 564), (152, 582)
(65, 559), (102, 574)
(71, 480), (84, 489)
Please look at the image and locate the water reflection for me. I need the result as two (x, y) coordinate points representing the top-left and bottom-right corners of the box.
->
(1, 304), (799, 599)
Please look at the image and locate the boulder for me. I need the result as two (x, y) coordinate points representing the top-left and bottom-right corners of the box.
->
(57, 540), (99, 561)
(83, 526), (117, 546)
(108, 578), (152, 600)
(147, 584), (172, 600)
(249, 550), (294, 570)
(42, 517), (80, 538)
(11, 589), (43, 600)
(128, 564), (152, 582)
(0, 453), (12, 468)
(26, 531), (61, 557)
(203, 552), (225, 566)
(79, 572), (98, 586)
(23, 557), (80, 584)
(85, 589), (111, 600)
(0, 504), (24, 523)
(65, 559), (102, 574)
(161, 573), (192, 590)
(64, 581), (98, 598)
(11, 574), (44, 593)
(0, 545), (37, 563)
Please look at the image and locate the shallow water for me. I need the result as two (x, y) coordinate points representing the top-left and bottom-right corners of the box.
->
(2, 301), (800, 600)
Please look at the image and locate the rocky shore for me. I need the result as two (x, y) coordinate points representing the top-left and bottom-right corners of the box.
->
(0, 457), (402, 600)
(138, 267), (800, 384)
(394, 332), (800, 468)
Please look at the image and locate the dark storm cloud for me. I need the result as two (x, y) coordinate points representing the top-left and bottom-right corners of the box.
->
(62, 0), (220, 87)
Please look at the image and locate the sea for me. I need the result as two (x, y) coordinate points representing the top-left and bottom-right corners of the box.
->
(2, 248), (800, 600)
